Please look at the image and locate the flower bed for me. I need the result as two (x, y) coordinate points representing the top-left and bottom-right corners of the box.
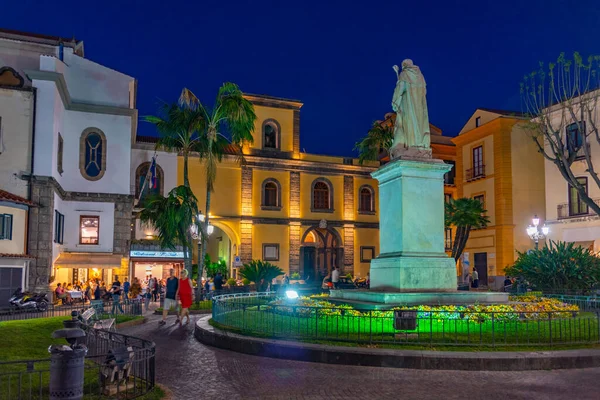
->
(267, 296), (579, 322)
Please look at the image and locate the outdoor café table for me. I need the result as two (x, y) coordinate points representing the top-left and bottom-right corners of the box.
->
(67, 291), (84, 302)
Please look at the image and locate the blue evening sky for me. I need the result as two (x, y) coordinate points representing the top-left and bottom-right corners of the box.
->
(3, 0), (599, 156)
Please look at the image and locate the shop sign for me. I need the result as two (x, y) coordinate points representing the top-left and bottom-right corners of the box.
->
(130, 250), (184, 258)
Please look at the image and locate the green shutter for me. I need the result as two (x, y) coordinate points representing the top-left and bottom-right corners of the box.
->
(5, 214), (12, 240)
(0, 214), (4, 240)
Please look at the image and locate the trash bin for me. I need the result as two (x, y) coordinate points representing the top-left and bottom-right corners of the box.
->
(394, 310), (417, 330)
(49, 323), (87, 400)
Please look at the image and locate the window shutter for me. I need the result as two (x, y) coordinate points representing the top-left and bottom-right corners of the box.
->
(0, 214), (4, 239)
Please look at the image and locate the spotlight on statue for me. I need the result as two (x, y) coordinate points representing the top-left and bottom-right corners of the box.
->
(285, 290), (299, 300)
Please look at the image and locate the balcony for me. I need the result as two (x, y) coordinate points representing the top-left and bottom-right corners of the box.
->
(466, 165), (486, 182)
(557, 198), (600, 219)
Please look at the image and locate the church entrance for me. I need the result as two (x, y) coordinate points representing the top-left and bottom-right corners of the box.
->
(300, 227), (343, 282)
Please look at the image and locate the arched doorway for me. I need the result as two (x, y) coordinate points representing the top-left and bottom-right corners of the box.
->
(203, 221), (240, 278)
(300, 227), (343, 281)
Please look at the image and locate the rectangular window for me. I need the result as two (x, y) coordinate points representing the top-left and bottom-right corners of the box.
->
(0, 116), (3, 154)
(566, 122), (586, 159)
(54, 210), (65, 244)
(569, 177), (588, 216)
(445, 228), (453, 250)
(473, 194), (485, 206)
(444, 194), (452, 204)
(263, 244), (279, 261)
(472, 146), (484, 178)
(57, 133), (64, 175)
(0, 213), (13, 240)
(443, 161), (456, 185)
(80, 216), (99, 245)
(475, 116), (481, 127)
(360, 246), (375, 262)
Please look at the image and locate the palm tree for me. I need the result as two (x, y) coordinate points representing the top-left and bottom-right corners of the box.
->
(179, 83), (257, 280)
(238, 260), (284, 292)
(145, 101), (205, 188)
(445, 198), (490, 262)
(354, 121), (394, 165)
(139, 186), (199, 275)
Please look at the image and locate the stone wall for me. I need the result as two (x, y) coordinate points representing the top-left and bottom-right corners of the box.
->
(27, 176), (134, 292)
(27, 177), (55, 291)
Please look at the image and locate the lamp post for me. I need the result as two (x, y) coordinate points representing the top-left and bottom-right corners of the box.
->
(526, 215), (549, 250)
(190, 212), (213, 295)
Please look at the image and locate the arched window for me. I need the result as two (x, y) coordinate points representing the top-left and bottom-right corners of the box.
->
(358, 185), (375, 213)
(135, 162), (164, 199)
(79, 128), (107, 181)
(262, 119), (280, 150)
(311, 178), (334, 212)
(261, 178), (281, 210)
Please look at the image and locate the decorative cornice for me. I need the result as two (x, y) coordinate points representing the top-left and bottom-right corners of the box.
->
(24, 70), (136, 117)
(31, 175), (133, 202)
(211, 215), (379, 229)
(243, 93), (303, 110)
(243, 155), (377, 177)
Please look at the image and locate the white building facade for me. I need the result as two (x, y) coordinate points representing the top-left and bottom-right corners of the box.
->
(543, 93), (600, 251)
(0, 29), (137, 293)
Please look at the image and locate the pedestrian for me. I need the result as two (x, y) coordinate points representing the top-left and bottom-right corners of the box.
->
(159, 269), (179, 326)
(111, 276), (124, 314)
(331, 266), (340, 289)
(204, 278), (210, 300)
(178, 269), (193, 326)
(214, 272), (223, 292)
(147, 276), (156, 301)
(144, 287), (152, 312)
(123, 277), (130, 304)
(94, 280), (101, 300)
(472, 269), (479, 289)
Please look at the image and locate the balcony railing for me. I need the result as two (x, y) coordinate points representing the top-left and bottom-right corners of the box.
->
(466, 165), (486, 181)
(557, 198), (600, 219)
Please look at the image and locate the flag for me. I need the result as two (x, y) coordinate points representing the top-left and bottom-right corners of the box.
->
(138, 154), (157, 203)
(149, 158), (157, 189)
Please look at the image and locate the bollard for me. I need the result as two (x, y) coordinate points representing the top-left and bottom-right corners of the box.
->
(49, 316), (88, 400)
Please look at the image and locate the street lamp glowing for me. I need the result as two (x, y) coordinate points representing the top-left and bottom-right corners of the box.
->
(526, 215), (549, 250)
(207, 224), (214, 235)
(285, 290), (299, 299)
(198, 212), (205, 223)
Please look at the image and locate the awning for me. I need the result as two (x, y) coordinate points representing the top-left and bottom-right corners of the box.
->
(54, 253), (124, 269)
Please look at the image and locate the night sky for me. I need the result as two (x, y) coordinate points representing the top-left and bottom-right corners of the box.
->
(4, 0), (599, 156)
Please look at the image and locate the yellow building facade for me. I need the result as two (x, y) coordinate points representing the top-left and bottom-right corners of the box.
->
(185, 94), (381, 280)
(452, 109), (545, 288)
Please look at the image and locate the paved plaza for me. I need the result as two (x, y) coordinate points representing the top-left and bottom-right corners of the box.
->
(121, 315), (600, 400)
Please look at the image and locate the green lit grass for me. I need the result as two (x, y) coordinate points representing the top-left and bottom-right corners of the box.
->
(211, 310), (600, 351)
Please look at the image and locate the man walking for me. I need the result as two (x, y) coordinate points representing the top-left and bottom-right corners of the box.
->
(159, 269), (179, 326)
(331, 266), (340, 289)
(123, 277), (130, 304)
(111, 276), (124, 314)
(472, 268), (479, 289)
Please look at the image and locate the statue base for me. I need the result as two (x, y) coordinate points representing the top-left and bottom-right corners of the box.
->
(370, 157), (454, 291)
(389, 144), (432, 160)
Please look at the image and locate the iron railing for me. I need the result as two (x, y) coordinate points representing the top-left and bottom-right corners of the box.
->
(211, 293), (600, 348)
(0, 299), (143, 322)
(0, 328), (155, 399)
(544, 294), (600, 312)
(466, 165), (486, 181)
(557, 198), (600, 219)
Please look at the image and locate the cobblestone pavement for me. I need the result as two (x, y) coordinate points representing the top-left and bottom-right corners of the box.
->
(122, 314), (600, 400)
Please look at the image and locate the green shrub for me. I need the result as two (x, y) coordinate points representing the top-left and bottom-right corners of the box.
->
(505, 241), (600, 292)
(226, 278), (237, 286)
(346, 273), (353, 280)
(290, 272), (301, 280)
(242, 278), (251, 286)
(238, 260), (284, 291)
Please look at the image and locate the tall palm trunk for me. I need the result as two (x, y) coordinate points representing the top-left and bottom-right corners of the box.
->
(182, 150), (193, 277)
(199, 188), (212, 281)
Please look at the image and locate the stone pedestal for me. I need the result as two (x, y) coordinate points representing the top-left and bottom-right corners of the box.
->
(369, 158), (456, 291)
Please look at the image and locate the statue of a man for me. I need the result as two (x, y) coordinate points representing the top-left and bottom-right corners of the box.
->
(390, 59), (431, 158)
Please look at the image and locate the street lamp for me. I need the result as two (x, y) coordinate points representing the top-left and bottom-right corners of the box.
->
(526, 215), (549, 250)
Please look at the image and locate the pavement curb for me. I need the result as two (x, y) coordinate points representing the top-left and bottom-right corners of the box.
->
(194, 315), (600, 371)
(115, 317), (147, 329)
(153, 309), (211, 316)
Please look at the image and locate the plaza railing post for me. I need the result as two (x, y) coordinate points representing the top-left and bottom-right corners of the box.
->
(315, 308), (319, 339)
(49, 317), (87, 400)
(429, 313), (433, 345)
(491, 312), (495, 347)
(549, 312), (553, 346)
(369, 310), (373, 343)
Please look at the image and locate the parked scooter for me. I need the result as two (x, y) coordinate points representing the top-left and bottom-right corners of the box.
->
(8, 288), (49, 312)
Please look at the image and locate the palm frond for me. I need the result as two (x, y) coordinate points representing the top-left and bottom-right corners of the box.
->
(354, 121), (394, 165)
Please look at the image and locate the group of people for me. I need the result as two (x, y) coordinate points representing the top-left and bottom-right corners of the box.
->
(159, 268), (194, 327)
